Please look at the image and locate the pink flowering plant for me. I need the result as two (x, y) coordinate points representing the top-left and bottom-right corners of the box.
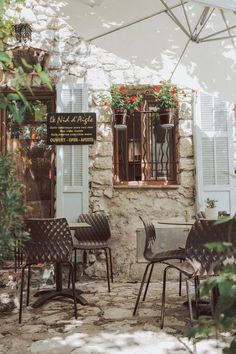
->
(99, 86), (143, 112)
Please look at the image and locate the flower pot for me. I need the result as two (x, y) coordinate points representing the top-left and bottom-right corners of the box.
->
(205, 208), (218, 220)
(113, 109), (128, 130)
(11, 45), (50, 73)
(158, 108), (176, 129)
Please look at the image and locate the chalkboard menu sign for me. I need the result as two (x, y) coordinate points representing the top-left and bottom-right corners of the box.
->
(47, 113), (96, 145)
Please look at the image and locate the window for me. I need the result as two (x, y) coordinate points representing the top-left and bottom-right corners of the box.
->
(113, 96), (177, 186)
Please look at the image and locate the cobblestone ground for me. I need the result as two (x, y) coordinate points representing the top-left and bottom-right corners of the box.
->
(0, 281), (228, 354)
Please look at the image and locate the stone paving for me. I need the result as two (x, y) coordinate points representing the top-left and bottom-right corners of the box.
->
(0, 280), (229, 354)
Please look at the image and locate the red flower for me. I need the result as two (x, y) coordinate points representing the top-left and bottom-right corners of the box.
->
(103, 102), (109, 106)
(129, 95), (136, 104)
(118, 86), (125, 94)
(170, 89), (177, 94)
(153, 85), (161, 92)
(182, 90), (187, 97)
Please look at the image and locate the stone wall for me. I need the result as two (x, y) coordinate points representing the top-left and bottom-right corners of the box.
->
(10, 0), (195, 280)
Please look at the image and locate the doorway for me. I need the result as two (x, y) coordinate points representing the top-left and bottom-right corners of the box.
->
(0, 89), (56, 218)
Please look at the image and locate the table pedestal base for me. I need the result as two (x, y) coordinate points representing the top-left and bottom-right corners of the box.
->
(32, 288), (88, 308)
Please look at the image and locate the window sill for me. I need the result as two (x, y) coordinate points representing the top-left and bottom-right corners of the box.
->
(113, 182), (179, 189)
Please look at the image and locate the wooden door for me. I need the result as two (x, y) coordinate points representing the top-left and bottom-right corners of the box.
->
(0, 89), (56, 218)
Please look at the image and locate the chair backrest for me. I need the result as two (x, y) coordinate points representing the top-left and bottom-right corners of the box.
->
(74, 213), (111, 245)
(24, 218), (73, 264)
(139, 216), (156, 261)
(185, 218), (236, 275)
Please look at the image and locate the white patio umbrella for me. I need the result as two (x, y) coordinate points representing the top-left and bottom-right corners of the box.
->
(62, 0), (236, 102)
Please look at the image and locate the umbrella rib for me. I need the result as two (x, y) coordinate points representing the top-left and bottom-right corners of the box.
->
(194, 8), (215, 42)
(169, 38), (191, 80)
(180, 0), (192, 36)
(160, 0), (191, 38)
(87, 2), (189, 41)
(199, 24), (236, 41)
(200, 34), (236, 42)
(220, 9), (236, 50)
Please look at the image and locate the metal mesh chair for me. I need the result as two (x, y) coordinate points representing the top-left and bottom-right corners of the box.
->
(133, 216), (186, 318)
(160, 218), (236, 328)
(19, 218), (77, 323)
(73, 213), (113, 292)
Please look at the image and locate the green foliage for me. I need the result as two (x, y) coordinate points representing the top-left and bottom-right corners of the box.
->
(98, 86), (143, 112)
(152, 80), (185, 110)
(0, 152), (29, 265)
(0, 0), (52, 125)
(205, 197), (218, 209)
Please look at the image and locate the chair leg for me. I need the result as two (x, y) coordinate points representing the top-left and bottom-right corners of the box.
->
(179, 259), (183, 296)
(194, 276), (200, 319)
(68, 262), (77, 320)
(68, 266), (71, 289)
(186, 279), (193, 326)
(107, 247), (113, 282)
(104, 248), (111, 293)
(74, 248), (77, 282)
(160, 265), (172, 329)
(19, 265), (26, 324)
(133, 263), (152, 316)
(26, 265), (31, 306)
(142, 263), (154, 302)
(179, 271), (182, 296)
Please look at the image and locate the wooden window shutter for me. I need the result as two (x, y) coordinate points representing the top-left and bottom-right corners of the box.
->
(194, 92), (236, 215)
(56, 83), (89, 221)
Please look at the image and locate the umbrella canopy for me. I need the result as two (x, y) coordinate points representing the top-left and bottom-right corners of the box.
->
(62, 0), (236, 102)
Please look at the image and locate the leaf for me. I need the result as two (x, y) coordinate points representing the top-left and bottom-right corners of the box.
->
(7, 93), (20, 101)
(20, 58), (33, 70)
(0, 51), (11, 64)
(7, 102), (24, 124)
(0, 0), (3, 15)
(37, 70), (52, 90)
(34, 63), (42, 73)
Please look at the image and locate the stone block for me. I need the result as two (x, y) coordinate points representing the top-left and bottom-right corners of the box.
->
(178, 119), (192, 137)
(96, 142), (113, 156)
(179, 137), (193, 157)
(104, 187), (113, 199)
(179, 158), (195, 171)
(86, 68), (110, 90)
(179, 171), (194, 188)
(68, 65), (86, 77)
(90, 170), (112, 185)
(94, 157), (112, 170)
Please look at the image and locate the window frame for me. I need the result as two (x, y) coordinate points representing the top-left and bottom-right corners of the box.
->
(112, 92), (178, 188)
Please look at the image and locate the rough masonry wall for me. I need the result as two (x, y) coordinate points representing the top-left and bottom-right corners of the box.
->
(13, 0), (194, 280)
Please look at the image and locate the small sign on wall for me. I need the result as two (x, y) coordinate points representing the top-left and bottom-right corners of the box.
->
(47, 113), (96, 145)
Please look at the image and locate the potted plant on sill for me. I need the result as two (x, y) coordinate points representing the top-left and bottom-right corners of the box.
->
(99, 86), (142, 130)
(152, 80), (184, 129)
(205, 197), (218, 220)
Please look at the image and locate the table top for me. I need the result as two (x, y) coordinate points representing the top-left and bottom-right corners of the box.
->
(158, 218), (196, 226)
(69, 222), (91, 230)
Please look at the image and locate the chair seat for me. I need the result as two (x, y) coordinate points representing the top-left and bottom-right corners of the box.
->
(74, 242), (109, 250)
(146, 248), (185, 262)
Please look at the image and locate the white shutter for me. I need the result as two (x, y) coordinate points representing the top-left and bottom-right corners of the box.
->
(56, 83), (89, 222)
(193, 92), (236, 216)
